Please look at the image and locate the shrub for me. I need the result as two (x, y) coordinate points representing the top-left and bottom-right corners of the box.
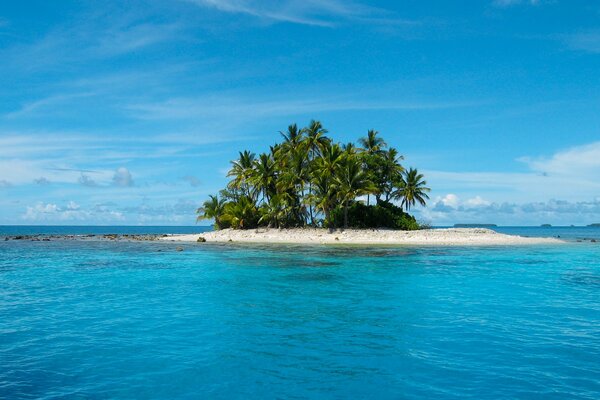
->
(330, 201), (419, 230)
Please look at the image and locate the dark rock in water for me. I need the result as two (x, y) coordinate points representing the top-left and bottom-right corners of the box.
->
(197, 237), (206, 243)
(176, 246), (184, 251)
(591, 239), (597, 243)
(14, 236), (24, 240)
(4, 237), (8, 241)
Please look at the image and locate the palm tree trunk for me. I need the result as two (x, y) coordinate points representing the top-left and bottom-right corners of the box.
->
(343, 201), (349, 229)
(308, 182), (314, 226)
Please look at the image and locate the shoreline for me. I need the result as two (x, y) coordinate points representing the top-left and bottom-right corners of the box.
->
(161, 228), (564, 246)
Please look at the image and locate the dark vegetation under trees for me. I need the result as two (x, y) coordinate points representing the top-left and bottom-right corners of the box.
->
(197, 120), (430, 230)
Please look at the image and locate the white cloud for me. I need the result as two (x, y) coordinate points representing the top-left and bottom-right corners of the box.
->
(416, 196), (600, 226)
(112, 167), (134, 187)
(19, 199), (199, 224)
(23, 201), (125, 223)
(466, 195), (491, 207)
(185, 0), (402, 27)
(34, 177), (50, 185)
(519, 141), (600, 177)
(78, 174), (98, 187)
(426, 140), (600, 203)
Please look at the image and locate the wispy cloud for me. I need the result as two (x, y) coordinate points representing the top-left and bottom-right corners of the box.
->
(492, 0), (541, 7)
(0, 11), (183, 72)
(423, 141), (600, 208)
(563, 31), (600, 54)
(128, 95), (480, 121)
(519, 141), (600, 177)
(185, 0), (412, 27)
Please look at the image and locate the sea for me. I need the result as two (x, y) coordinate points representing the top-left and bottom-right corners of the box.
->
(1, 225), (599, 399)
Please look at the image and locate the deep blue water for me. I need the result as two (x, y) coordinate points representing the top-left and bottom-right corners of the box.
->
(1, 227), (599, 399)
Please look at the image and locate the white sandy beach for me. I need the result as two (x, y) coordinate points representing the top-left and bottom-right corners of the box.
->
(162, 228), (562, 246)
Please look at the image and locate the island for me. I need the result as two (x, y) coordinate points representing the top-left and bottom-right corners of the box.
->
(164, 228), (561, 245)
(173, 120), (561, 246)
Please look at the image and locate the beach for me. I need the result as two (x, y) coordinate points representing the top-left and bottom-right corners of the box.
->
(162, 227), (563, 246)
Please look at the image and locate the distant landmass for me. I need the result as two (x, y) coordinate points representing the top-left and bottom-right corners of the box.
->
(454, 224), (498, 228)
(588, 223), (600, 228)
(540, 224), (552, 227)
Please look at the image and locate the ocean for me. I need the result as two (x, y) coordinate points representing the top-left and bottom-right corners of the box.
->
(1, 226), (599, 399)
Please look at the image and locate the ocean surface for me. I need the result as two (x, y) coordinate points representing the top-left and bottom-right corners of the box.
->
(1, 226), (599, 399)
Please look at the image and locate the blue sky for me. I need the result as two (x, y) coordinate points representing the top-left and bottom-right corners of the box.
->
(1, 0), (599, 226)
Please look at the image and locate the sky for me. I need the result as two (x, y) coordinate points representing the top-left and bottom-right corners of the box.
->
(1, 0), (599, 226)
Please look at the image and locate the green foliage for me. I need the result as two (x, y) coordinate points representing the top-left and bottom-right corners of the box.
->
(197, 120), (431, 230)
(330, 201), (420, 230)
(220, 196), (259, 229)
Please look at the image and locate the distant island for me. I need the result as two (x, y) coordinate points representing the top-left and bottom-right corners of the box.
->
(541, 224), (552, 227)
(454, 224), (498, 228)
(197, 120), (429, 230)
(589, 223), (600, 228)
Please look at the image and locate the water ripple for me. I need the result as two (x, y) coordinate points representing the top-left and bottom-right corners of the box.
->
(1, 240), (599, 399)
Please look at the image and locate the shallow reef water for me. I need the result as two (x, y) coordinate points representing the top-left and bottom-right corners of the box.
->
(1, 227), (599, 399)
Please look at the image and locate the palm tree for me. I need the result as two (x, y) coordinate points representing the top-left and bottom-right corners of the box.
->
(378, 147), (405, 202)
(394, 168), (430, 211)
(334, 155), (376, 228)
(310, 171), (337, 229)
(303, 120), (329, 225)
(220, 196), (258, 229)
(258, 195), (288, 228)
(196, 195), (226, 229)
(359, 130), (387, 205)
(279, 123), (304, 154)
(250, 153), (276, 204)
(359, 129), (387, 154)
(303, 120), (329, 158)
(227, 150), (255, 197)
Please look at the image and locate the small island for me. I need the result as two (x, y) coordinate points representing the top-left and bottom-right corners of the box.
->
(164, 121), (561, 246)
(197, 121), (426, 231)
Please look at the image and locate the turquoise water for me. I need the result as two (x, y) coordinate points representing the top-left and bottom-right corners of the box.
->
(1, 228), (599, 399)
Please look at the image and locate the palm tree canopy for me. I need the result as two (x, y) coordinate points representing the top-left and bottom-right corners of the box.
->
(199, 120), (428, 230)
(394, 168), (430, 210)
(359, 129), (387, 154)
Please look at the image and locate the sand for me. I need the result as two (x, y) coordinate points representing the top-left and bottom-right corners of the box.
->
(161, 228), (563, 246)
